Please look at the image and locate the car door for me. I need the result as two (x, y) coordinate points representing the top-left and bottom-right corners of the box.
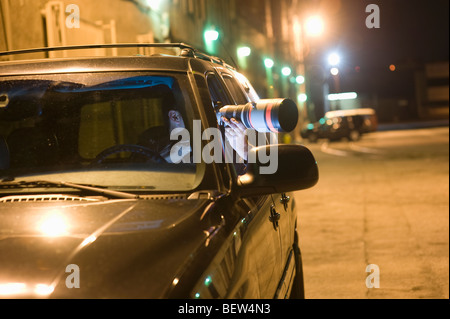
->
(222, 70), (297, 296)
(205, 71), (285, 297)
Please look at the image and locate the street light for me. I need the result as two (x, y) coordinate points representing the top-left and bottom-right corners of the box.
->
(264, 58), (275, 97)
(301, 14), (325, 126)
(281, 67), (292, 97)
(204, 27), (219, 54)
(237, 46), (251, 69)
(327, 52), (341, 97)
(305, 16), (324, 37)
(264, 58), (274, 69)
(298, 93), (307, 102)
(327, 52), (340, 66)
(237, 46), (251, 57)
(296, 75), (305, 84)
(145, 0), (162, 11)
(328, 92), (357, 101)
(204, 29), (219, 42)
(281, 66), (292, 76)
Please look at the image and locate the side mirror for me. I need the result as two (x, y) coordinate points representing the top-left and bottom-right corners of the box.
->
(237, 144), (319, 197)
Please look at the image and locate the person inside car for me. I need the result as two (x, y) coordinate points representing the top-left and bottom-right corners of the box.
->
(138, 106), (249, 174)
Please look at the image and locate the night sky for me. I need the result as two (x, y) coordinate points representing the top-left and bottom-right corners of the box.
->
(321, 0), (449, 97)
(330, 0), (449, 68)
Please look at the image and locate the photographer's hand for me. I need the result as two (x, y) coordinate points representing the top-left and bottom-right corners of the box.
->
(222, 117), (248, 161)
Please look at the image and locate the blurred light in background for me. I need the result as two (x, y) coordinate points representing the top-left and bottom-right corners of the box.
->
(237, 46), (251, 57)
(281, 66), (292, 76)
(204, 29), (219, 42)
(327, 52), (340, 66)
(264, 58), (275, 98)
(204, 27), (219, 54)
(264, 58), (274, 69)
(330, 67), (339, 76)
(328, 92), (358, 101)
(296, 75), (305, 84)
(237, 46), (251, 69)
(145, 0), (162, 11)
(305, 16), (324, 37)
(298, 93), (308, 102)
(389, 64), (396, 71)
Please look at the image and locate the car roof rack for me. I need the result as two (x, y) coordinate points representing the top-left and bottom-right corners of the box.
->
(0, 42), (193, 57)
(0, 42), (236, 70)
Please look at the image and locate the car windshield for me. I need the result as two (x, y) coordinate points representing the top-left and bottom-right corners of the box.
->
(0, 72), (203, 192)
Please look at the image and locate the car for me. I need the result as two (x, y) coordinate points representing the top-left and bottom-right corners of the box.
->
(0, 43), (318, 299)
(301, 108), (378, 143)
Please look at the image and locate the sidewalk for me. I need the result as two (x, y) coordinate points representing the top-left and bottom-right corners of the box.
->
(377, 119), (449, 131)
(295, 128), (449, 298)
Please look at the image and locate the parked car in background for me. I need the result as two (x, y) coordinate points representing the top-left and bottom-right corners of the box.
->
(0, 43), (318, 299)
(301, 108), (378, 143)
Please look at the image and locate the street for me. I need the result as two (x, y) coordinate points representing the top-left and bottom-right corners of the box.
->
(294, 126), (449, 299)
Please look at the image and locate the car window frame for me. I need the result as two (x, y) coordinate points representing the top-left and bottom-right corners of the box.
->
(0, 69), (225, 194)
(219, 72), (250, 105)
(205, 71), (254, 179)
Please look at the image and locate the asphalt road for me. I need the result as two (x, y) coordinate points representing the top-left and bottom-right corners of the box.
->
(294, 126), (449, 299)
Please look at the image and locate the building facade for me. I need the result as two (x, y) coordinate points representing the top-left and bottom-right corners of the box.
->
(1, 0), (326, 139)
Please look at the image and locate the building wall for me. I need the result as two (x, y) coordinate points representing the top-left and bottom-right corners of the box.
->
(1, 0), (311, 137)
(423, 61), (449, 118)
(0, 0), (164, 59)
(0, 0), (306, 97)
(167, 0), (311, 139)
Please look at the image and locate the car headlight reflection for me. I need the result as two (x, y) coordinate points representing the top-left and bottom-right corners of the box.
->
(38, 211), (68, 237)
(0, 282), (54, 297)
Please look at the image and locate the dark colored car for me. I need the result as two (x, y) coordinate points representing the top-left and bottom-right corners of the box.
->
(301, 108), (378, 143)
(0, 44), (318, 298)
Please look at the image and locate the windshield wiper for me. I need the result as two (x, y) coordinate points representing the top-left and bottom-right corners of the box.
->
(0, 180), (140, 200)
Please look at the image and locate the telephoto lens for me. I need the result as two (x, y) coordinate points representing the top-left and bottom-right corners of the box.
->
(219, 98), (298, 133)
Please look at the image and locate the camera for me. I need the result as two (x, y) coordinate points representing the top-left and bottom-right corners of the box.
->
(219, 98), (298, 133)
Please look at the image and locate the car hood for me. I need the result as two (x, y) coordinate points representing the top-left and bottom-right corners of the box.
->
(0, 196), (212, 298)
